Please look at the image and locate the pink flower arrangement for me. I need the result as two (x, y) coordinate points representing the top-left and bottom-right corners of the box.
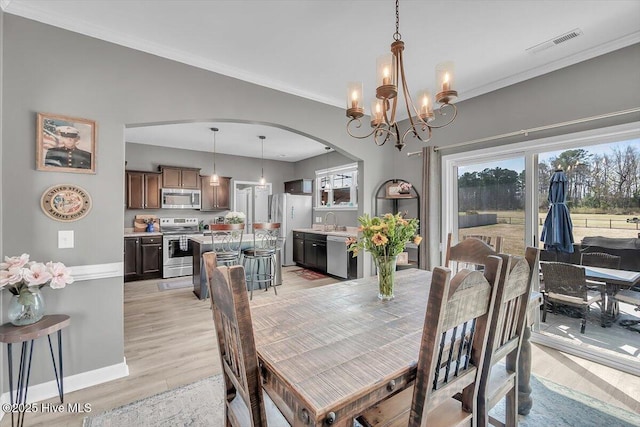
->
(0, 253), (74, 295)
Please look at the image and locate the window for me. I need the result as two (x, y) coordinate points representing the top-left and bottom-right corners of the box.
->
(315, 163), (358, 209)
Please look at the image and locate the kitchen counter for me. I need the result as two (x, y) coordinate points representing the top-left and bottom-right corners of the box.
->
(292, 226), (358, 238)
(124, 231), (163, 237)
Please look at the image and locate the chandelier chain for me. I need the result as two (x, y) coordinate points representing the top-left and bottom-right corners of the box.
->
(393, 0), (401, 41)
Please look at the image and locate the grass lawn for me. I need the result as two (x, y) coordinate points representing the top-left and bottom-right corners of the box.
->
(458, 211), (640, 256)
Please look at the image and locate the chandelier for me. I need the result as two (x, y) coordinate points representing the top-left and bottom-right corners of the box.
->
(209, 127), (219, 186)
(346, 0), (458, 151)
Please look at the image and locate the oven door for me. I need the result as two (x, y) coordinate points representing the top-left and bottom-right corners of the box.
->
(162, 235), (198, 278)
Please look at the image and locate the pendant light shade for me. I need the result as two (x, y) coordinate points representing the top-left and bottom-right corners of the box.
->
(210, 127), (220, 186)
(258, 135), (266, 186)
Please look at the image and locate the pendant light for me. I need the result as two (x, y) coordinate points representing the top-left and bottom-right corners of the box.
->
(324, 146), (332, 192)
(258, 135), (266, 186)
(209, 127), (220, 186)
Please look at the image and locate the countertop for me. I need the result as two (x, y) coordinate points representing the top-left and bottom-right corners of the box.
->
(293, 226), (358, 238)
(124, 231), (163, 237)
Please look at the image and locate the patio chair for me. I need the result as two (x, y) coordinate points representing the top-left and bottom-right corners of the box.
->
(613, 289), (640, 329)
(357, 257), (501, 427)
(445, 232), (499, 274)
(478, 247), (539, 427)
(203, 252), (290, 427)
(580, 252), (621, 269)
(540, 262), (604, 333)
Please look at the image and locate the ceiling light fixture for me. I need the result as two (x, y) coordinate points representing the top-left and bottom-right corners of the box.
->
(210, 127), (220, 186)
(346, 0), (458, 151)
(258, 135), (266, 187)
(324, 146), (332, 192)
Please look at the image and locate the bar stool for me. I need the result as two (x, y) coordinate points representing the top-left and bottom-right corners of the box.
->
(209, 223), (244, 267)
(242, 222), (280, 300)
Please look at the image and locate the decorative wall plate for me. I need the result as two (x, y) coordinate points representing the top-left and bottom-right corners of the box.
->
(41, 184), (92, 222)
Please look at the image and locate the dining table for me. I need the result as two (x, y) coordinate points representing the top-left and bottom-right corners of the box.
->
(250, 268), (541, 426)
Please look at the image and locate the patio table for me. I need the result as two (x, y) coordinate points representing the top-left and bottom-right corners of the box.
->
(583, 266), (640, 325)
(250, 269), (541, 426)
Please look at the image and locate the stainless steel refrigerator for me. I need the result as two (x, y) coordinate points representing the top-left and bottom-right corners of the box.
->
(270, 193), (312, 266)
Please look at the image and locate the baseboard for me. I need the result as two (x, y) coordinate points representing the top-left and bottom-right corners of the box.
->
(531, 331), (640, 376)
(0, 358), (129, 409)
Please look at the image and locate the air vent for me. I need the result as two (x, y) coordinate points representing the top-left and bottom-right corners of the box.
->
(526, 28), (583, 54)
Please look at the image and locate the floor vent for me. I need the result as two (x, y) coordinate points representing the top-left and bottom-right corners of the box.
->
(526, 28), (583, 54)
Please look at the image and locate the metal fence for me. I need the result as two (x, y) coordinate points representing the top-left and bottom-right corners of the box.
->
(496, 216), (640, 230)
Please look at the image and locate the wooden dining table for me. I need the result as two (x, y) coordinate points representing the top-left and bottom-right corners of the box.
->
(250, 269), (540, 426)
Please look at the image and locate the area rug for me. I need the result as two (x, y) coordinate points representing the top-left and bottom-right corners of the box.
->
(291, 268), (328, 281)
(156, 279), (193, 291)
(83, 374), (640, 427)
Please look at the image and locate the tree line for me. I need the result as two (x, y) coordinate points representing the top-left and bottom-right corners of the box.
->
(457, 144), (640, 213)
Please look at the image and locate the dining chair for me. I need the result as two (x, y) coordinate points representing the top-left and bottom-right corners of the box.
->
(445, 232), (499, 273)
(463, 234), (504, 253)
(357, 256), (502, 427)
(540, 262), (604, 333)
(203, 252), (290, 427)
(477, 247), (539, 427)
(242, 223), (281, 300)
(580, 252), (621, 269)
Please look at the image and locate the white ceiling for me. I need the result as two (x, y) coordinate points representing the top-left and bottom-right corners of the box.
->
(4, 0), (640, 161)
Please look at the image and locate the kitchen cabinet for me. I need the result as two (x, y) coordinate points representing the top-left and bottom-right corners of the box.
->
(293, 232), (305, 264)
(160, 165), (201, 189)
(302, 233), (327, 272)
(124, 236), (163, 282)
(284, 179), (312, 194)
(200, 175), (231, 211)
(126, 171), (161, 209)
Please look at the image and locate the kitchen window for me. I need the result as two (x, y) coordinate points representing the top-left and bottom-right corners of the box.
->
(315, 163), (358, 210)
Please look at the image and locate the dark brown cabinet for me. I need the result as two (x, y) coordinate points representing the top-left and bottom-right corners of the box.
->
(160, 166), (201, 189)
(124, 236), (163, 282)
(285, 179), (312, 194)
(294, 232), (327, 272)
(126, 171), (161, 209)
(200, 175), (231, 211)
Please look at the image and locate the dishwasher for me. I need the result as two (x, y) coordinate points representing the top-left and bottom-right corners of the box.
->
(327, 235), (348, 279)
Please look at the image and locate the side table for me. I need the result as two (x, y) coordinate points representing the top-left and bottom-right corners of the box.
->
(0, 314), (70, 427)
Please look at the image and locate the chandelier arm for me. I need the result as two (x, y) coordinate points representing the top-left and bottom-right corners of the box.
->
(402, 124), (432, 146)
(372, 126), (397, 147)
(427, 103), (458, 129)
(347, 118), (385, 140)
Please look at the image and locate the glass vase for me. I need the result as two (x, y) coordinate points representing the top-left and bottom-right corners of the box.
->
(8, 288), (45, 326)
(374, 255), (397, 301)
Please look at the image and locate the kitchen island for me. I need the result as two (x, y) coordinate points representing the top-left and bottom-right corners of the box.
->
(190, 234), (282, 299)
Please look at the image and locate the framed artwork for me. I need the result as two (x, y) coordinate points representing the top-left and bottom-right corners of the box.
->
(385, 181), (413, 198)
(36, 113), (97, 174)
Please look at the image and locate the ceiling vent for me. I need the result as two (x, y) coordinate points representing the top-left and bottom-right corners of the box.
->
(526, 28), (583, 54)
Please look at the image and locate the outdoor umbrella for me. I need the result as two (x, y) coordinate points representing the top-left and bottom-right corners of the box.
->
(541, 169), (574, 253)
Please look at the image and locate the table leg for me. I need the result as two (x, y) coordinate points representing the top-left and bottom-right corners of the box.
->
(47, 330), (65, 402)
(518, 326), (533, 415)
(8, 340), (35, 427)
(7, 343), (14, 427)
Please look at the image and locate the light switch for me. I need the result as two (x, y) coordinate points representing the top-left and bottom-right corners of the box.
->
(58, 230), (74, 249)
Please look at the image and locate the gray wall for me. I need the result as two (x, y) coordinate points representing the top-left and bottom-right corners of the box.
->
(0, 15), (389, 389)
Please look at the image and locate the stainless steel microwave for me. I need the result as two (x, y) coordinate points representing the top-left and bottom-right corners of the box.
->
(161, 188), (201, 209)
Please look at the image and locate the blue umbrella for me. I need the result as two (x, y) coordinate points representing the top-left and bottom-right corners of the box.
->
(541, 170), (574, 253)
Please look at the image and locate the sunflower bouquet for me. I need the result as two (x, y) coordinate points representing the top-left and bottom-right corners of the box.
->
(347, 213), (421, 258)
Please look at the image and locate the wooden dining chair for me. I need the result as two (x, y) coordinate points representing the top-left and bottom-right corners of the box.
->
(463, 234), (504, 253)
(445, 232), (500, 273)
(357, 256), (502, 427)
(203, 252), (290, 427)
(477, 247), (539, 427)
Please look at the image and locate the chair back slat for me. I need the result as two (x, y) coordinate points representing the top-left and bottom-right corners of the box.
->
(409, 256), (501, 427)
(203, 252), (268, 427)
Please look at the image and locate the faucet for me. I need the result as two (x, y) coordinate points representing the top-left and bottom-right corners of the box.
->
(324, 211), (337, 232)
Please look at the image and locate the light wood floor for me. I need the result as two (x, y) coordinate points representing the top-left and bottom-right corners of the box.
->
(3, 267), (639, 427)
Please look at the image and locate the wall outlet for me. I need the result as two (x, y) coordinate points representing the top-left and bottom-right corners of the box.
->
(58, 230), (74, 249)
(315, 216), (322, 223)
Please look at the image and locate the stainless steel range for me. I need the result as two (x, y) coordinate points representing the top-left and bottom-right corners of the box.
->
(160, 217), (203, 278)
